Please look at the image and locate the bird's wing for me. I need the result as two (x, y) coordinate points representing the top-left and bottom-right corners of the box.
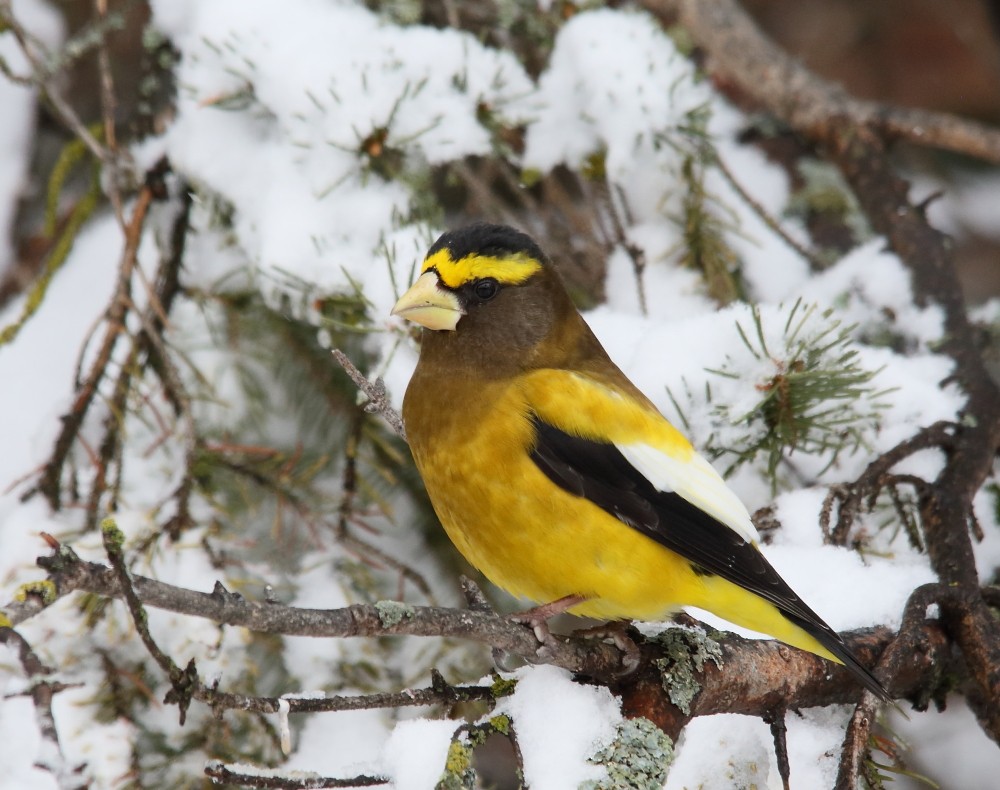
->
(522, 369), (819, 626)
(522, 369), (756, 536)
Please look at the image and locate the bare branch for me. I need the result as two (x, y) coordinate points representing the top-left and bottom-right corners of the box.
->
(0, 627), (80, 785)
(5, 537), (967, 733)
(18, 539), (623, 680)
(35, 181), (154, 508)
(331, 349), (406, 441)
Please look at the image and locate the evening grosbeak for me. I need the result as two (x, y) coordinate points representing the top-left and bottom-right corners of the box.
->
(391, 222), (888, 699)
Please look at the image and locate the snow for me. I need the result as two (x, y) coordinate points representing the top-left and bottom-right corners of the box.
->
(497, 665), (621, 789)
(1, 0), (998, 787)
(889, 696), (1000, 790)
(0, 696), (57, 790)
(666, 713), (781, 789)
(282, 707), (389, 780)
(150, 0), (533, 314)
(523, 9), (713, 182)
(381, 717), (458, 789)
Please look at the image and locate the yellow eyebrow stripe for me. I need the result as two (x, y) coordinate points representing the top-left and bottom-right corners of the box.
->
(422, 249), (542, 289)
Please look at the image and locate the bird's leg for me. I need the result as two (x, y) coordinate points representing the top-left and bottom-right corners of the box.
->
(571, 620), (642, 676)
(509, 594), (588, 659)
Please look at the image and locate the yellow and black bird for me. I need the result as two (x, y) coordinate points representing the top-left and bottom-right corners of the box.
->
(391, 222), (888, 699)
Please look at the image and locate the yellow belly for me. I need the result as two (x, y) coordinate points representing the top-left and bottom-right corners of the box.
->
(406, 377), (698, 619)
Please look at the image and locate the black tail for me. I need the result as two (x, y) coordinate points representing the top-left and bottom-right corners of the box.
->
(782, 609), (891, 701)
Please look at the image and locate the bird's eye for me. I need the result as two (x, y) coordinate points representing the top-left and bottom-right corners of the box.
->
(474, 278), (499, 301)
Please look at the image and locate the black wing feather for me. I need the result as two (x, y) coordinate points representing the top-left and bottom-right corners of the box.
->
(529, 415), (889, 700)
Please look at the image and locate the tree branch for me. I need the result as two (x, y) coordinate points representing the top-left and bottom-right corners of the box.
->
(641, 0), (1000, 164)
(4, 537), (967, 739)
(18, 538), (623, 680)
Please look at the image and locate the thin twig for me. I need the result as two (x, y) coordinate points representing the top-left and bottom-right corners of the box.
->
(2, 9), (105, 162)
(37, 183), (154, 507)
(764, 708), (791, 790)
(331, 349), (406, 441)
(0, 627), (79, 783)
(713, 151), (825, 271)
(819, 421), (955, 545)
(93, 0), (124, 226)
(205, 762), (388, 788)
(101, 519), (198, 723)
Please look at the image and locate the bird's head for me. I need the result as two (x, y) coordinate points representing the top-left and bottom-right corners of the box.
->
(391, 223), (587, 371)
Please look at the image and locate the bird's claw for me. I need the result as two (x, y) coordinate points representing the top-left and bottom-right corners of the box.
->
(572, 621), (643, 677)
(508, 594), (588, 663)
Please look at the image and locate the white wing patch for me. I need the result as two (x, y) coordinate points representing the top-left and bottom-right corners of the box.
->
(615, 442), (760, 545)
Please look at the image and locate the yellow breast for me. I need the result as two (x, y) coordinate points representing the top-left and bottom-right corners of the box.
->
(402, 370), (702, 620)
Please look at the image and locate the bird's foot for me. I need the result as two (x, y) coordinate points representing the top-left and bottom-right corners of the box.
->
(509, 594), (588, 661)
(572, 621), (642, 676)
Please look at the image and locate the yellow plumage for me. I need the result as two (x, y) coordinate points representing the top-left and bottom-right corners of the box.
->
(393, 223), (888, 699)
(405, 363), (835, 659)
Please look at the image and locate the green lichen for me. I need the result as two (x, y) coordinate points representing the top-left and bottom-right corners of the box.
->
(14, 580), (58, 606)
(0, 612), (12, 628)
(436, 741), (475, 790)
(581, 148), (607, 181)
(100, 517), (125, 550)
(519, 167), (542, 188)
(490, 675), (517, 699)
(0, 163), (101, 348)
(583, 717), (675, 790)
(651, 626), (723, 715)
(489, 714), (511, 736)
(374, 600), (415, 628)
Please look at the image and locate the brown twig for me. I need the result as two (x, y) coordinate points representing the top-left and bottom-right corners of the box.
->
(606, 183), (647, 315)
(819, 421), (956, 546)
(712, 151), (825, 271)
(0, 627), (80, 783)
(93, 0), (125, 226)
(330, 349), (406, 441)
(764, 708), (791, 790)
(36, 182), (153, 508)
(205, 762), (388, 788)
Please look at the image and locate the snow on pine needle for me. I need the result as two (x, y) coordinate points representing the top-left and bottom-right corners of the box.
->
(671, 299), (893, 492)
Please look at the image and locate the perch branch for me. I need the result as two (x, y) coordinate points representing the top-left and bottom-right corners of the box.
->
(3, 537), (966, 737)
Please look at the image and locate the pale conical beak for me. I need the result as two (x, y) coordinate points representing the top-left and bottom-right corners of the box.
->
(391, 271), (464, 331)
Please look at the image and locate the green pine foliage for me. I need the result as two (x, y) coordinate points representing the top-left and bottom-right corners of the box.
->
(700, 300), (891, 491)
